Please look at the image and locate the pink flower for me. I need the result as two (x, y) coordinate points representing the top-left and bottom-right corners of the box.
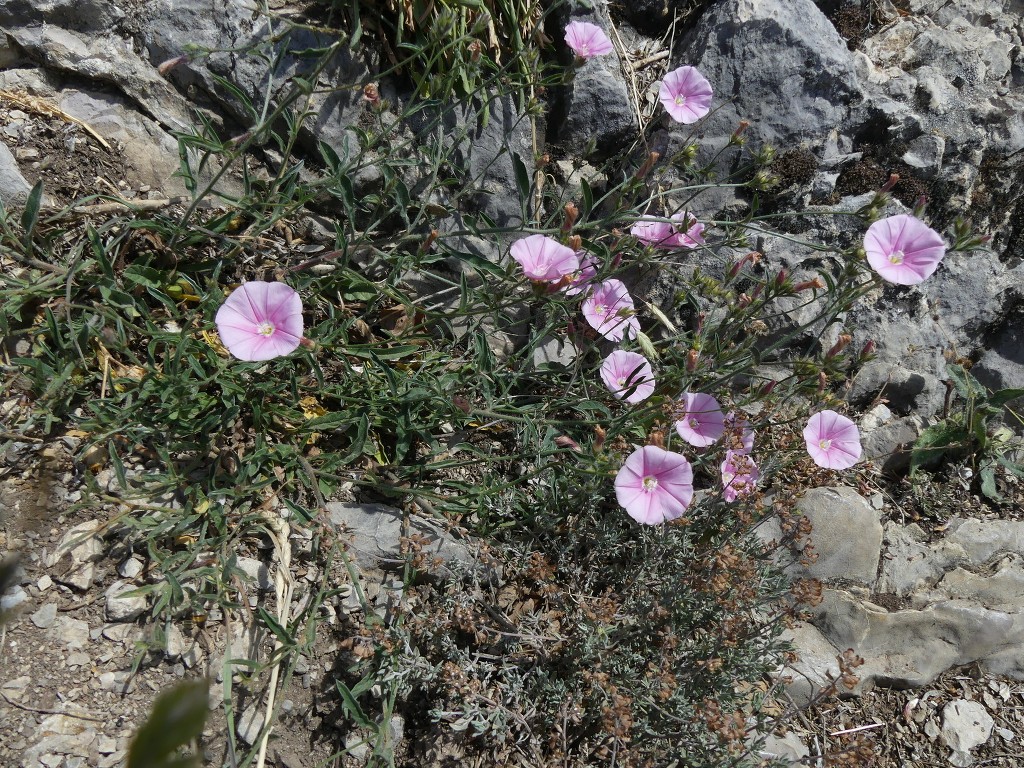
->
(582, 279), (639, 341)
(631, 212), (706, 249)
(563, 251), (599, 296)
(658, 66), (713, 124)
(864, 214), (946, 285)
(674, 392), (725, 447)
(803, 410), (862, 469)
(601, 350), (655, 404)
(564, 21), (614, 60)
(723, 411), (755, 454)
(215, 281), (303, 361)
(615, 445), (693, 525)
(721, 450), (759, 503)
(511, 234), (579, 282)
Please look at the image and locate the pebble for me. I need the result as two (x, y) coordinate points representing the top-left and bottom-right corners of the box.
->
(1, 585), (28, 612)
(237, 705), (263, 744)
(30, 602), (58, 629)
(941, 699), (994, 753)
(37, 574), (53, 591)
(117, 556), (143, 579)
(47, 616), (90, 649)
(104, 580), (147, 622)
(65, 652), (91, 668)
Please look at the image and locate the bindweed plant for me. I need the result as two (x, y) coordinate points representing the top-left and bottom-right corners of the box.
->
(0, 1), (996, 766)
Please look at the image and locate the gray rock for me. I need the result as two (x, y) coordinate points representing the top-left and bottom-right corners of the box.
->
(779, 621), (841, 707)
(0, 140), (33, 206)
(97, 670), (134, 694)
(758, 732), (809, 766)
(532, 335), (578, 369)
(47, 615), (90, 649)
(326, 502), (488, 579)
(858, 403), (925, 472)
(47, 520), (103, 591)
(878, 521), (966, 596)
(31, 602), (58, 629)
(792, 486), (882, 587)
(676, 0), (859, 176)
(0, 584), (28, 613)
(104, 580), (147, 622)
(972, 318), (1024, 431)
(941, 699), (993, 754)
(901, 134), (945, 178)
(947, 519), (1024, 565)
(116, 556), (143, 579)
(237, 705), (264, 745)
(236, 557), (274, 591)
(934, 557), (1024, 611)
(811, 589), (1024, 689)
(560, 5), (634, 156)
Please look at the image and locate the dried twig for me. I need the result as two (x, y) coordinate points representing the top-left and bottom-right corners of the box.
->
(0, 89), (112, 150)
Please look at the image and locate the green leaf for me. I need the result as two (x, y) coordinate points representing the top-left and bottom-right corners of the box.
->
(20, 180), (43, 243)
(979, 463), (1000, 500)
(946, 364), (984, 401)
(336, 679), (375, 729)
(987, 388), (1024, 408)
(127, 680), (209, 768)
(512, 151), (532, 208)
(909, 421), (966, 476)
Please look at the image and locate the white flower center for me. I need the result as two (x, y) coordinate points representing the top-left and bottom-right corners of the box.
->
(819, 438), (832, 451)
(689, 417), (700, 429)
(617, 376), (628, 387)
(256, 321), (275, 337)
(675, 94), (686, 106)
(594, 303), (606, 316)
(888, 249), (905, 265)
(642, 475), (658, 492)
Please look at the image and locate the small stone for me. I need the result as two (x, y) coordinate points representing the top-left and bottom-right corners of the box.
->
(344, 732), (369, 760)
(104, 580), (147, 622)
(236, 557), (274, 590)
(237, 705), (263, 745)
(102, 623), (138, 644)
(117, 557), (143, 579)
(941, 699), (994, 753)
(31, 602), (58, 629)
(0, 585), (28, 612)
(15, 147), (39, 161)
(48, 521), (103, 591)
(65, 652), (91, 668)
(995, 726), (1014, 742)
(37, 574), (53, 591)
(98, 671), (133, 694)
(47, 616), (90, 649)
(98, 736), (117, 754)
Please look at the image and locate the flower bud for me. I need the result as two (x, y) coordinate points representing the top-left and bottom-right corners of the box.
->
(157, 55), (191, 76)
(633, 151), (660, 181)
(880, 173), (900, 193)
(562, 202), (579, 233)
(686, 349), (700, 373)
(593, 425), (606, 453)
(793, 277), (825, 293)
(826, 334), (853, 359)
(567, 234), (582, 252)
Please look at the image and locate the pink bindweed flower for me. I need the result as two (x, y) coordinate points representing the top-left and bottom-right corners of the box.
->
(564, 21), (614, 60)
(601, 350), (655, 404)
(510, 234), (579, 283)
(615, 445), (693, 525)
(582, 279), (639, 341)
(563, 251), (600, 296)
(658, 66), (713, 124)
(721, 450), (759, 503)
(674, 392), (725, 447)
(215, 281), (304, 361)
(863, 214), (946, 285)
(803, 410), (862, 469)
(723, 411), (755, 454)
(631, 212), (706, 249)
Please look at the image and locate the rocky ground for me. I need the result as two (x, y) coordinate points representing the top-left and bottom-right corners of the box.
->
(4, 0), (1024, 765)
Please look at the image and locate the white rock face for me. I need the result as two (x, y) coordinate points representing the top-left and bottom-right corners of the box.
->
(941, 699), (993, 759)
